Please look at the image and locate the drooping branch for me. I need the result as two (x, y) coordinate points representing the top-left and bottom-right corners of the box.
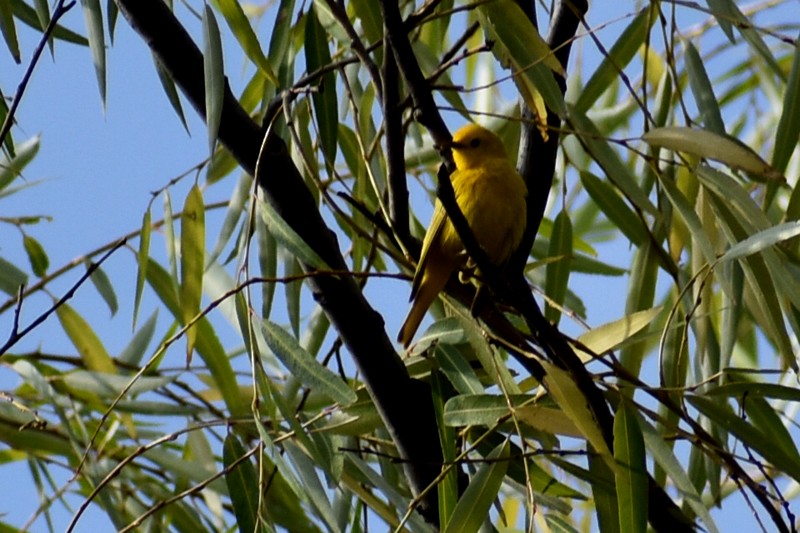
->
(113, 0), (443, 524)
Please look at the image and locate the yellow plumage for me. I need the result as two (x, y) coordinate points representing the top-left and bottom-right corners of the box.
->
(397, 124), (528, 347)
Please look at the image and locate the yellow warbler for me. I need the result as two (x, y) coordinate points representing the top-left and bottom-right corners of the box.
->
(397, 124), (528, 347)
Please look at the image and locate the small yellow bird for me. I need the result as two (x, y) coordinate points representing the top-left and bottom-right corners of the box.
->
(397, 123), (528, 347)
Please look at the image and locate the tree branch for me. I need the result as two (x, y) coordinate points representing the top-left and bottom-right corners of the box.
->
(113, 0), (443, 524)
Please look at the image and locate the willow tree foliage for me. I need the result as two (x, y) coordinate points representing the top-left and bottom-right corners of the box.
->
(1, 0), (800, 531)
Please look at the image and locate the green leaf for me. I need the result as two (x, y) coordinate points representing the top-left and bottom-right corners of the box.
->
(80, 0), (106, 107)
(575, 7), (653, 113)
(684, 41), (725, 134)
(11, 0), (87, 45)
(443, 394), (532, 426)
(153, 53), (189, 133)
(545, 210), (572, 324)
(0, 135), (39, 193)
(718, 221), (800, 263)
(614, 403), (647, 533)
(118, 310), (158, 366)
(59, 370), (172, 397)
(569, 106), (658, 216)
(706, 381), (800, 401)
(434, 343), (483, 395)
(22, 235), (48, 277)
(642, 127), (783, 182)
(85, 260), (118, 316)
(203, 4), (224, 155)
(688, 395), (800, 484)
(180, 185), (205, 361)
(0, 0), (20, 62)
(576, 306), (663, 361)
(212, 0), (278, 84)
(580, 171), (648, 247)
(261, 320), (357, 406)
(444, 440), (510, 533)
(259, 200), (330, 270)
(223, 433), (258, 533)
(305, 4), (338, 170)
(146, 259), (248, 417)
(773, 36), (800, 175)
(478, 0), (565, 118)
(133, 208), (151, 329)
(0, 255), (27, 295)
(56, 303), (116, 373)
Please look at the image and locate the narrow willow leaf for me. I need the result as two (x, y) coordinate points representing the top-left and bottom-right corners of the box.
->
(350, 0), (382, 45)
(80, 0), (106, 106)
(267, 0), (294, 67)
(213, 0), (278, 84)
(478, 0), (565, 118)
(84, 261), (117, 316)
(305, 4), (338, 170)
(684, 41), (725, 134)
(639, 418), (719, 533)
(0, 135), (39, 193)
(133, 209), (151, 329)
(208, 173), (250, 264)
(541, 360), (612, 466)
(718, 221), (800, 263)
(203, 4), (224, 155)
(223, 434), (258, 533)
(590, 447), (620, 533)
(10, 1), (88, 45)
(106, 0), (117, 42)
(32, 0), (51, 40)
(259, 200), (330, 270)
(284, 256), (302, 336)
(59, 370), (172, 397)
(0, 86), (12, 155)
(576, 306), (663, 362)
(0, 256), (28, 295)
(444, 440), (510, 533)
(261, 320), (356, 406)
(0, 0), (20, 62)
(569, 106), (658, 216)
(443, 394), (533, 426)
(575, 7), (653, 113)
(545, 210), (572, 324)
(22, 235), (48, 277)
(431, 379), (458, 530)
(742, 396), (800, 464)
(256, 218), (277, 318)
(773, 36), (800, 174)
(434, 344), (483, 395)
(285, 442), (341, 533)
(153, 53), (189, 133)
(614, 403), (647, 533)
(118, 310), (158, 366)
(146, 259), (248, 417)
(642, 127), (783, 182)
(180, 185), (205, 361)
(706, 382), (800, 401)
(56, 303), (116, 373)
(688, 395), (800, 483)
(580, 171), (648, 246)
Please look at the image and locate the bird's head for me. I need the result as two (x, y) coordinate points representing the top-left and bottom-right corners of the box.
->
(447, 124), (508, 170)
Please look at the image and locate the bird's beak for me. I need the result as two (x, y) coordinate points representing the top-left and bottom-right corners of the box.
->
(435, 138), (463, 150)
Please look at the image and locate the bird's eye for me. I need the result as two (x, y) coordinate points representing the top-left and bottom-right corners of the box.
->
(469, 138), (481, 148)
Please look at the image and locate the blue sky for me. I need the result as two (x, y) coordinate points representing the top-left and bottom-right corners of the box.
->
(1, 1), (797, 531)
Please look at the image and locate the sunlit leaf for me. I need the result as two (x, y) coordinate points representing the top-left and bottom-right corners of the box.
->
(203, 4), (224, 155)
(180, 184), (205, 362)
(80, 0), (106, 106)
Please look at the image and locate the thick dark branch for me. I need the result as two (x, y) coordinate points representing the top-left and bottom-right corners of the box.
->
(382, 34), (411, 248)
(114, 0), (442, 524)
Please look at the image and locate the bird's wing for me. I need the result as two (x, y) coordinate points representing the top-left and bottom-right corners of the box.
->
(409, 201), (448, 301)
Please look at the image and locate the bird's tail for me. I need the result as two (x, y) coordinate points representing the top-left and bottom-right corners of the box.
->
(397, 265), (452, 347)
